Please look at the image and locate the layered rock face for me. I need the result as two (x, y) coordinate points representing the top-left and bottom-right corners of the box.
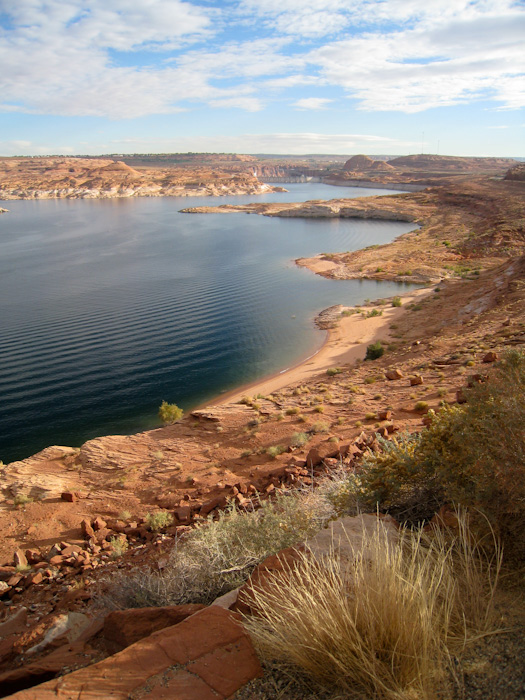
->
(0, 157), (276, 200)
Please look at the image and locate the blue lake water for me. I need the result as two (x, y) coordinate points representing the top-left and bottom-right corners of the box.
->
(0, 183), (418, 463)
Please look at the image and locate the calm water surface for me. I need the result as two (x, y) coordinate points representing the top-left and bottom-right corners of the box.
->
(0, 184), (418, 462)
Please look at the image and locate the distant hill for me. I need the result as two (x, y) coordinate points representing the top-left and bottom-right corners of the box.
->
(387, 154), (517, 172)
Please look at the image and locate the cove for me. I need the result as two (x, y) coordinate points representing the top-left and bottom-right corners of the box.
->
(0, 183), (418, 463)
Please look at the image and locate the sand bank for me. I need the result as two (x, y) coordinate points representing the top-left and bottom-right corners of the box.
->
(207, 287), (431, 407)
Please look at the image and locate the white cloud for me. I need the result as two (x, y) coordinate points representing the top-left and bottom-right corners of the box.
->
(308, 8), (525, 112)
(107, 131), (418, 155)
(0, 0), (523, 119)
(294, 98), (333, 110)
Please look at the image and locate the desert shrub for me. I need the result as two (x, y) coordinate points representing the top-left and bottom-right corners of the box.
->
(317, 469), (362, 517)
(290, 432), (310, 448)
(365, 341), (384, 361)
(326, 367), (341, 376)
(267, 445), (286, 459)
(110, 536), (129, 559)
(285, 407), (300, 415)
(392, 296), (402, 307)
(158, 400), (183, 425)
(310, 421), (329, 434)
(14, 494), (34, 508)
(366, 308), (383, 318)
(313, 404), (324, 413)
(359, 351), (525, 555)
(146, 511), (174, 531)
(243, 513), (500, 700)
(98, 492), (335, 610)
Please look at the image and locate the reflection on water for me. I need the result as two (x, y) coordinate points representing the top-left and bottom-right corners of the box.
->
(0, 184), (418, 462)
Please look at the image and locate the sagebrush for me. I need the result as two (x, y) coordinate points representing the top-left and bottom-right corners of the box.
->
(98, 490), (335, 609)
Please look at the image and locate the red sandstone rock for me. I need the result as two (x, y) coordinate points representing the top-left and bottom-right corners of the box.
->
(60, 491), (78, 502)
(92, 517), (107, 531)
(0, 566), (16, 581)
(174, 506), (192, 524)
(80, 519), (95, 538)
(234, 546), (305, 616)
(482, 351), (498, 363)
(25, 571), (44, 586)
(200, 496), (227, 517)
(60, 545), (82, 557)
(103, 604), (206, 649)
(13, 550), (28, 569)
(24, 549), (42, 565)
(410, 375), (423, 386)
(306, 442), (343, 467)
(0, 607), (27, 638)
(7, 606), (262, 700)
(378, 410), (392, 420)
(385, 369), (404, 380)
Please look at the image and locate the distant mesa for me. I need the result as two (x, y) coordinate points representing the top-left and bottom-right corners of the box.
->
(504, 163), (525, 182)
(343, 155), (395, 172)
(343, 154), (375, 171)
(370, 160), (395, 172)
(387, 154), (518, 171)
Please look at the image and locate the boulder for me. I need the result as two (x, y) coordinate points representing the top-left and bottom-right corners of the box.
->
(410, 375), (423, 386)
(13, 550), (28, 569)
(92, 517), (107, 531)
(482, 351), (498, 363)
(174, 505), (192, 524)
(103, 604), (206, 649)
(306, 513), (398, 566)
(80, 519), (95, 538)
(385, 369), (404, 380)
(60, 491), (78, 502)
(305, 441), (345, 467)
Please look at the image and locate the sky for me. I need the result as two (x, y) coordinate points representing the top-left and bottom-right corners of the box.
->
(0, 0), (524, 158)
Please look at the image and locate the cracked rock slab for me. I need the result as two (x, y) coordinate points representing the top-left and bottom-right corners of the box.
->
(6, 606), (262, 700)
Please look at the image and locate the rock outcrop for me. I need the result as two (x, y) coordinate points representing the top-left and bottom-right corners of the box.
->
(6, 606), (262, 700)
(0, 157), (278, 200)
(504, 163), (525, 182)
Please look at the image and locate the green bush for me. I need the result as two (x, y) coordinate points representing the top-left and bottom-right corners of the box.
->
(365, 342), (384, 361)
(392, 296), (402, 307)
(146, 511), (174, 531)
(359, 351), (525, 556)
(267, 445), (286, 459)
(158, 400), (183, 425)
(290, 432), (310, 448)
(326, 367), (341, 376)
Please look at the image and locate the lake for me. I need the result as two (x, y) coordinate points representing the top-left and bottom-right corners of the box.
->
(0, 183), (417, 463)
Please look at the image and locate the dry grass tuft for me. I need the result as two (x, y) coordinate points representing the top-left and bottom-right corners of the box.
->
(243, 512), (501, 700)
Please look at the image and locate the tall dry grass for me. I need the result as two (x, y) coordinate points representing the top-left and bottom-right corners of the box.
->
(243, 513), (501, 700)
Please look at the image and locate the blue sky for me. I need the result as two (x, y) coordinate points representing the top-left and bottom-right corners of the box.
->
(0, 0), (523, 157)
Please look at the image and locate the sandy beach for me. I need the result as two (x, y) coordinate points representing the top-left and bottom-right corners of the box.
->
(207, 286), (432, 406)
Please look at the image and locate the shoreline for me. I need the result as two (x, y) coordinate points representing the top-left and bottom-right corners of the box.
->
(203, 286), (432, 409)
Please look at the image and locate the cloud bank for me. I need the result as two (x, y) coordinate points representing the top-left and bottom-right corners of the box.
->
(0, 0), (522, 119)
